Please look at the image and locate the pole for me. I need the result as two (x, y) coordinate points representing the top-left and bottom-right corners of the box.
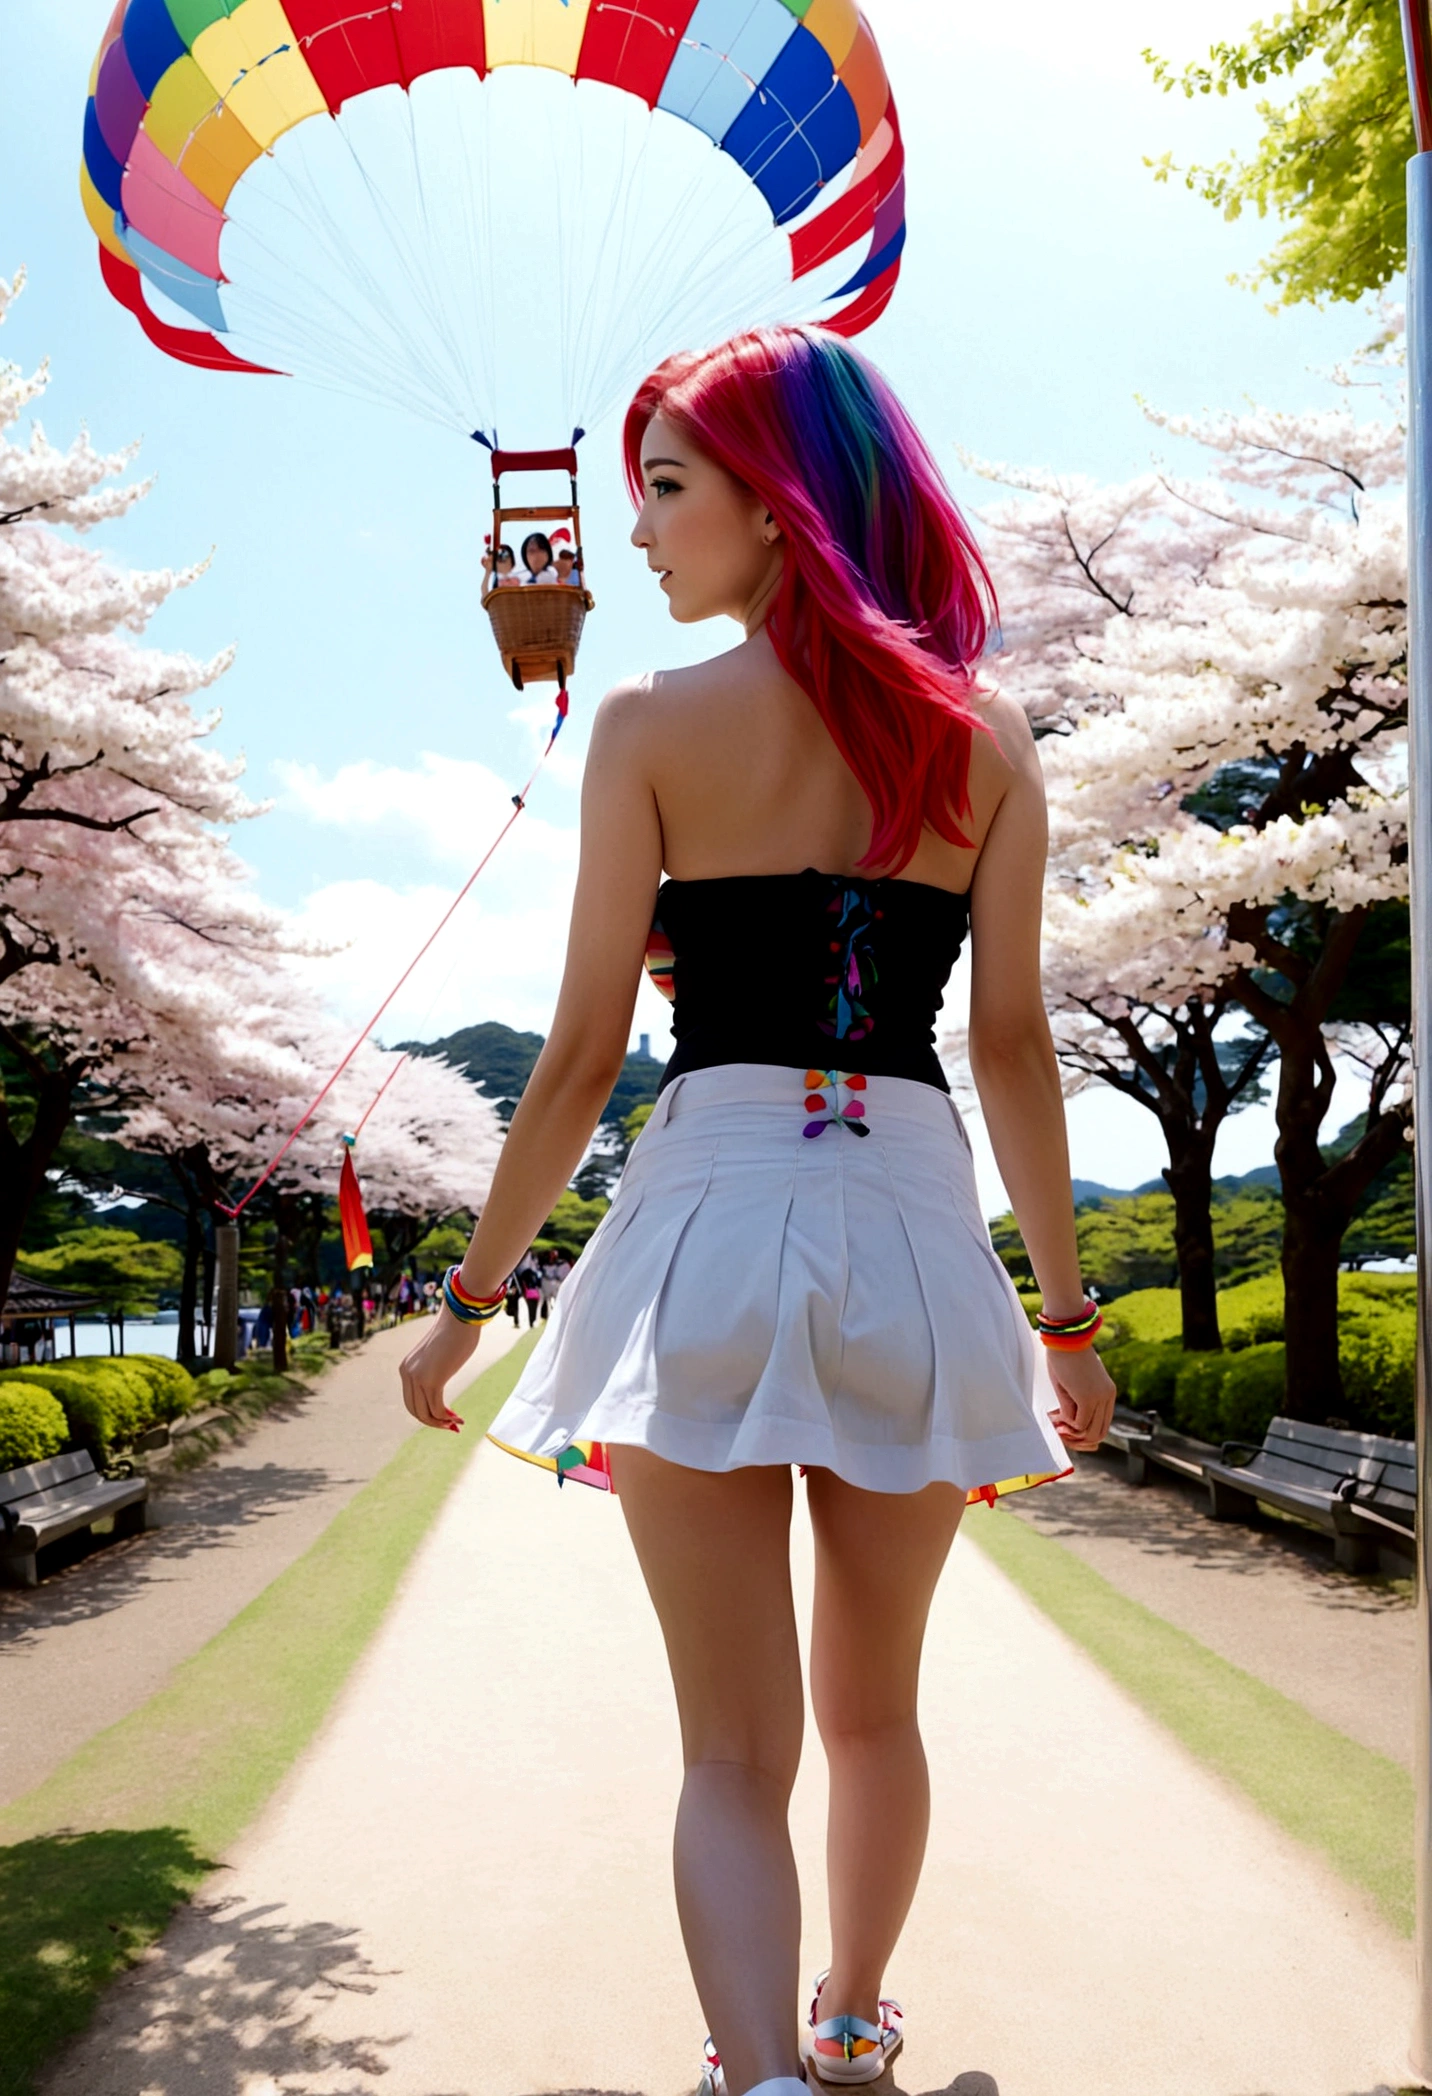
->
(213, 1223), (239, 1374)
(1405, 2), (1432, 2059)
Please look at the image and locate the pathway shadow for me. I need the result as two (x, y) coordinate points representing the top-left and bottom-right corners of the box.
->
(1015, 1447), (1413, 1612)
(0, 1453), (354, 1643)
(2, 1825), (213, 2096)
(37, 1887), (421, 2095)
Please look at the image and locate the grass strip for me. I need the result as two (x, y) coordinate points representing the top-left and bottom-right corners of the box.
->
(967, 1506), (1414, 1936)
(0, 1333), (535, 2096)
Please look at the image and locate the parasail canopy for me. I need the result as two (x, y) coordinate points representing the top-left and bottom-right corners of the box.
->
(81, 0), (907, 441)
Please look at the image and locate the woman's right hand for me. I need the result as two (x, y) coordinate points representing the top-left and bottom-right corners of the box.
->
(399, 1308), (483, 1432)
(1045, 1345), (1117, 1452)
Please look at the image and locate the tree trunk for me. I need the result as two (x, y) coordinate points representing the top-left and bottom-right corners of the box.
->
(0, 1045), (82, 1309)
(177, 1188), (202, 1370)
(1163, 1141), (1222, 1350)
(270, 1195), (292, 1375)
(369, 1210), (428, 1294)
(200, 1225), (215, 1354)
(1279, 1193), (1347, 1422)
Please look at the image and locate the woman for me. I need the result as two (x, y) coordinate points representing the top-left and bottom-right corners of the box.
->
(401, 327), (1114, 2096)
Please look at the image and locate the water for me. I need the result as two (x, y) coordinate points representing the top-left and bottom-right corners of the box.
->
(62, 1321), (182, 1361)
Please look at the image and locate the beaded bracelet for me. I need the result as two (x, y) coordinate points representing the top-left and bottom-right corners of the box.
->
(1036, 1297), (1104, 1351)
(442, 1265), (508, 1326)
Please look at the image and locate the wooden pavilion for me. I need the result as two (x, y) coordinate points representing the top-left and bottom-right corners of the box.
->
(0, 1274), (101, 1368)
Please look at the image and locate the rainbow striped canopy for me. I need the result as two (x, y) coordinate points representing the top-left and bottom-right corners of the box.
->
(80, 1), (906, 432)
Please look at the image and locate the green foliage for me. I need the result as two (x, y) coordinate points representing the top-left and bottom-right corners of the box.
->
(1219, 1343), (1290, 1444)
(0, 1827), (213, 2096)
(992, 1182), (1284, 1302)
(16, 1229), (183, 1314)
(1337, 1274), (1417, 1436)
(1170, 1349), (1231, 1441)
(125, 1354), (200, 1423)
(604, 1051), (663, 1134)
(1103, 1273), (1415, 1439)
(20, 1127), (189, 1256)
(1145, 0), (1410, 305)
(1101, 1272), (1286, 1349)
(0, 1383), (68, 1470)
(623, 1101), (655, 1146)
(1069, 1194), (1181, 1296)
(538, 1190), (609, 1254)
(0, 1355), (198, 1460)
(404, 1019), (544, 1118)
(407, 1019), (662, 1134)
(1335, 1108), (1416, 1267)
(1101, 1337), (1185, 1413)
(410, 1221), (472, 1269)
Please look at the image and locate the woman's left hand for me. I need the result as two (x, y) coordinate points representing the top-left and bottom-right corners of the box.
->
(1045, 1344), (1117, 1452)
(400, 1310), (482, 1432)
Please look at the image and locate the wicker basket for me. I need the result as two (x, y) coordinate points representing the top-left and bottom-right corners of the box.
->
(482, 584), (592, 690)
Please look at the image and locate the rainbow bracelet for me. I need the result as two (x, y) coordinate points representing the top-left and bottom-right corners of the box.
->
(443, 1265), (508, 1326)
(1036, 1298), (1104, 1351)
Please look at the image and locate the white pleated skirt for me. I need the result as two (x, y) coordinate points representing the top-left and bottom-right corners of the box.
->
(488, 1064), (1071, 1498)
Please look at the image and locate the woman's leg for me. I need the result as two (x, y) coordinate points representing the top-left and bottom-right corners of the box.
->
(804, 1469), (965, 2036)
(610, 1447), (805, 2096)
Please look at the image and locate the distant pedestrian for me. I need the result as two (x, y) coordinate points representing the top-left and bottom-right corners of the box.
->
(517, 1257), (542, 1327)
(506, 1274), (523, 1327)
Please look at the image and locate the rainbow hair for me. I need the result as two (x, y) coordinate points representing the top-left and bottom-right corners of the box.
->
(623, 327), (996, 874)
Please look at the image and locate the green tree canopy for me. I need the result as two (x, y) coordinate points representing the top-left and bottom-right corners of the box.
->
(1145, 0), (1410, 305)
(17, 1227), (183, 1314)
(538, 1191), (610, 1256)
(991, 1182), (1286, 1301)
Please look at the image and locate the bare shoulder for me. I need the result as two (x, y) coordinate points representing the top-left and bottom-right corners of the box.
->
(595, 644), (762, 759)
(966, 678), (1039, 780)
(593, 672), (655, 729)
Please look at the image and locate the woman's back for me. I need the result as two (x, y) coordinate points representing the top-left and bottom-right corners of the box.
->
(403, 322), (1113, 2096)
(635, 627), (1016, 895)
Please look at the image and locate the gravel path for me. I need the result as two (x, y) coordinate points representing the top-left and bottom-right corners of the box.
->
(0, 1315), (525, 1807)
(39, 1440), (1412, 2096)
(1006, 1447), (1416, 1769)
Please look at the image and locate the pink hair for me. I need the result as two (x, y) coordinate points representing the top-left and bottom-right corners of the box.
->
(623, 326), (996, 874)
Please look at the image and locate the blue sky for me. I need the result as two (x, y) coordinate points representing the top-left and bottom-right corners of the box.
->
(8, 1), (1388, 1210)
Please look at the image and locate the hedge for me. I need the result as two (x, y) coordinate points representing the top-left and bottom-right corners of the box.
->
(0, 1384), (69, 1470)
(0, 1355), (199, 1462)
(1100, 1273), (1416, 1443)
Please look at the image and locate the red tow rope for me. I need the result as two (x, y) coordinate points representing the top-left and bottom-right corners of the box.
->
(218, 693), (569, 1220)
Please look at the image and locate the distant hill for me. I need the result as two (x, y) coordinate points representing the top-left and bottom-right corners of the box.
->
(1070, 1178), (1126, 1205)
(400, 1018), (662, 1131)
(1074, 1162), (1281, 1206)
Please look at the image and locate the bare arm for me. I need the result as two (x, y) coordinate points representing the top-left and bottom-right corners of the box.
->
(966, 700), (1114, 1448)
(400, 683), (663, 1428)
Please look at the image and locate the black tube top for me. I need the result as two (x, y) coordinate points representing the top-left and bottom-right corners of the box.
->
(647, 869), (971, 1095)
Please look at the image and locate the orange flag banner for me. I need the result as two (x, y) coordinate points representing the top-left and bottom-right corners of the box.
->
(338, 1146), (374, 1271)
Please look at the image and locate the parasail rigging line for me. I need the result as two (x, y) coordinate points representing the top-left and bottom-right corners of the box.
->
(218, 687), (571, 1221)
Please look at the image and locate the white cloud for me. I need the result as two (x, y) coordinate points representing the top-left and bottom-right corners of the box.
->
(274, 749), (577, 879)
(281, 748), (674, 1052)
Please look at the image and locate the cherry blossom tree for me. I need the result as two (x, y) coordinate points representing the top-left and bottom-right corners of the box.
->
(0, 269), (287, 1305)
(115, 986), (505, 1362)
(1, 274), (508, 1350)
(973, 357), (1408, 1413)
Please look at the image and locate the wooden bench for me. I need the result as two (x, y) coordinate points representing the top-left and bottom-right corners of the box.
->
(1201, 1416), (1415, 1572)
(0, 1449), (150, 1588)
(1104, 1405), (1212, 1487)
